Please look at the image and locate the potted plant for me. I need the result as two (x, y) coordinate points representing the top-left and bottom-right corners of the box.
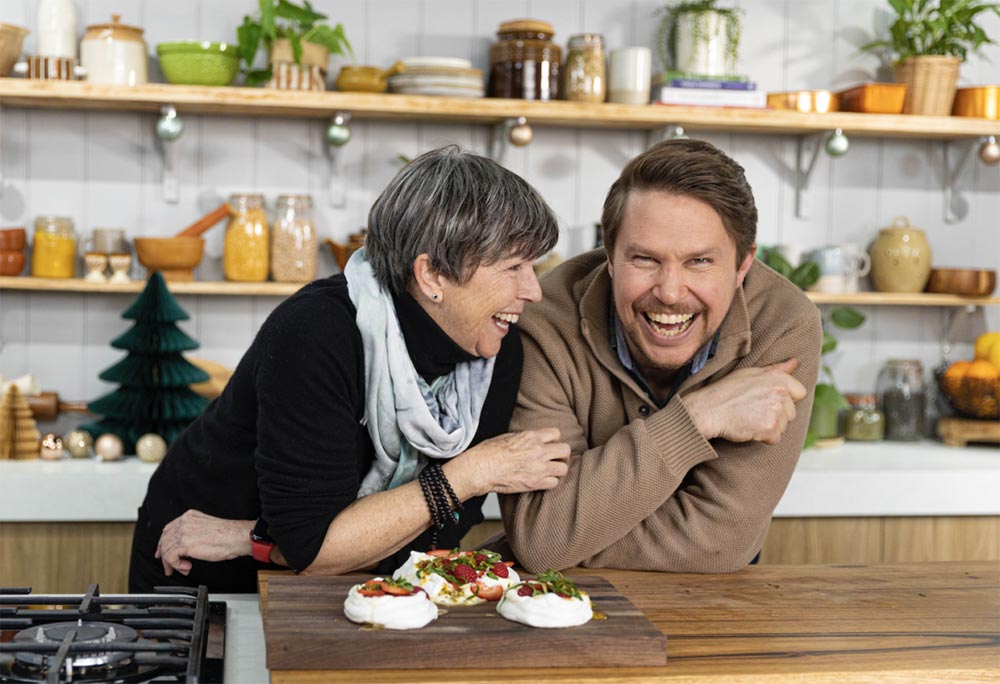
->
(655, 0), (742, 77)
(237, 0), (353, 89)
(860, 0), (1000, 115)
(759, 248), (867, 448)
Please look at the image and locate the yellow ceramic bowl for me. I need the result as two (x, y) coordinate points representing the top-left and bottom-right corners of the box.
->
(336, 65), (389, 93)
(134, 237), (204, 281)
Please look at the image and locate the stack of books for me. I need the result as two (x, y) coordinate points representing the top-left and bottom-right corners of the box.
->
(653, 71), (766, 109)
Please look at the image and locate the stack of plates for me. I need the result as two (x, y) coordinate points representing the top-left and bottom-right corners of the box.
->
(388, 57), (484, 98)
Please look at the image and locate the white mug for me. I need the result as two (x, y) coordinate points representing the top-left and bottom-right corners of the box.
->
(608, 47), (651, 105)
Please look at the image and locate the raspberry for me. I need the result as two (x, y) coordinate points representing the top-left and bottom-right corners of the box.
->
(474, 553), (488, 565)
(491, 562), (509, 578)
(451, 564), (478, 585)
(517, 585), (534, 597)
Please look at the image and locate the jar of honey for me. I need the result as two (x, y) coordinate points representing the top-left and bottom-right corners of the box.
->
(31, 216), (76, 278)
(223, 193), (269, 282)
(488, 19), (561, 100)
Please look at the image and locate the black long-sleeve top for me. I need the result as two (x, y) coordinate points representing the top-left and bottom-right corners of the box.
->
(129, 274), (521, 593)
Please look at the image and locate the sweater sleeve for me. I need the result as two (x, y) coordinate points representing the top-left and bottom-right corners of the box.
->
(253, 292), (365, 572)
(502, 306), (822, 574)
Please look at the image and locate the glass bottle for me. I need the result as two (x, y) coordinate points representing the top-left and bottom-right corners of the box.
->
(488, 19), (561, 100)
(876, 359), (926, 441)
(564, 34), (606, 103)
(270, 194), (317, 283)
(842, 393), (885, 442)
(223, 194), (269, 282)
(31, 216), (76, 278)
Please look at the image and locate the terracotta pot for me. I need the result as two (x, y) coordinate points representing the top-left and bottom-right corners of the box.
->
(869, 216), (932, 293)
(0, 250), (25, 276)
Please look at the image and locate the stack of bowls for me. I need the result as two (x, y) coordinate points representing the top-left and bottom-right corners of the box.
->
(156, 41), (240, 86)
(388, 57), (484, 98)
(0, 228), (27, 276)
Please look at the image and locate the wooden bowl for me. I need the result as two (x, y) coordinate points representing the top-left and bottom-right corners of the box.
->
(0, 249), (25, 276)
(837, 83), (906, 114)
(0, 227), (26, 250)
(925, 268), (997, 296)
(952, 85), (1000, 119)
(134, 236), (204, 281)
(767, 90), (839, 113)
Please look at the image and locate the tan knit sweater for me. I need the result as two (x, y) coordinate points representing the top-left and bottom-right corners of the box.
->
(501, 250), (822, 573)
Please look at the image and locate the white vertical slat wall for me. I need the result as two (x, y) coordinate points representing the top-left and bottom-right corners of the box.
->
(0, 0), (998, 405)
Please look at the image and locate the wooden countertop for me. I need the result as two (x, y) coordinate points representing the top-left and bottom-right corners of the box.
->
(259, 561), (999, 684)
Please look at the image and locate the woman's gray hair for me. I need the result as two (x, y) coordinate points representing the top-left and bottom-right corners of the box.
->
(365, 146), (559, 294)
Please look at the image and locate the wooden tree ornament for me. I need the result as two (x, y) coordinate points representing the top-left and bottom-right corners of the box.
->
(0, 384), (41, 460)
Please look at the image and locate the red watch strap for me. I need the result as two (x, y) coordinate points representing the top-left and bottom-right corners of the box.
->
(250, 532), (274, 564)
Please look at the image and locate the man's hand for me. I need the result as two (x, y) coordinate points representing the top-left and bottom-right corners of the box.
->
(155, 510), (255, 577)
(684, 358), (807, 444)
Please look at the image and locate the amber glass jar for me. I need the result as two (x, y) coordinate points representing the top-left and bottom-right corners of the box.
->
(271, 194), (317, 283)
(564, 33), (606, 102)
(488, 19), (561, 100)
(223, 193), (269, 282)
(31, 216), (76, 278)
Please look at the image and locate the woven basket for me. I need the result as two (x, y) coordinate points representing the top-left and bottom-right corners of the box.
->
(894, 56), (960, 115)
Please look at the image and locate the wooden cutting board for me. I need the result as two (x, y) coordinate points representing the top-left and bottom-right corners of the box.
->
(263, 574), (667, 670)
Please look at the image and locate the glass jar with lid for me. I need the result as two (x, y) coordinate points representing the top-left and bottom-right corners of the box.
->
(564, 33), (606, 103)
(223, 194), (269, 282)
(31, 216), (76, 278)
(876, 359), (926, 441)
(271, 194), (317, 283)
(488, 19), (561, 100)
(842, 393), (885, 442)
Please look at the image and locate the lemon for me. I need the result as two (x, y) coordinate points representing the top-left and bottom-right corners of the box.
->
(990, 343), (1000, 371)
(974, 332), (1000, 360)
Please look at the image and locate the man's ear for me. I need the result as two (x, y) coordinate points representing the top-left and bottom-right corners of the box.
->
(736, 244), (756, 288)
(412, 253), (446, 301)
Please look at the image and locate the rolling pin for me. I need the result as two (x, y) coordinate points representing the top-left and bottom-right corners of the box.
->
(25, 392), (90, 421)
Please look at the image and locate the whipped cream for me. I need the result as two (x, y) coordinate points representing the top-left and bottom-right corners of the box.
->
(497, 587), (593, 628)
(343, 579), (438, 630)
(393, 550), (521, 606)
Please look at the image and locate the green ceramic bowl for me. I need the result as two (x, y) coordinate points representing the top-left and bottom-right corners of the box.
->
(157, 41), (240, 87)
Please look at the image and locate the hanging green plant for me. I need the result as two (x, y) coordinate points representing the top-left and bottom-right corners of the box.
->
(655, 0), (742, 73)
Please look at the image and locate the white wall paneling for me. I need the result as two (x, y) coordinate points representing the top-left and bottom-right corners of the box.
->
(1, 0), (998, 405)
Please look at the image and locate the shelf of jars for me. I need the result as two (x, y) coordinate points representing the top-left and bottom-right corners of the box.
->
(1, 275), (997, 305)
(2, 79), (999, 139)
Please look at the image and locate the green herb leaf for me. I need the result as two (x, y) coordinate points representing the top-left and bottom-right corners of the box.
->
(308, 23), (351, 56)
(762, 249), (793, 279)
(813, 382), (850, 409)
(821, 330), (837, 355)
(289, 31), (303, 64)
(259, 0), (277, 41)
(245, 68), (273, 86)
(275, 0), (326, 24)
(237, 16), (263, 67)
(830, 305), (866, 330)
(790, 261), (820, 289)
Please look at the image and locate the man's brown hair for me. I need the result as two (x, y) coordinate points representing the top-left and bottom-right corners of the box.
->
(601, 139), (758, 264)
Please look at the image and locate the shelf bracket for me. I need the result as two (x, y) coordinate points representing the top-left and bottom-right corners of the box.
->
(489, 117), (531, 164)
(794, 129), (850, 219)
(324, 112), (351, 208)
(154, 105), (184, 204)
(942, 139), (976, 225)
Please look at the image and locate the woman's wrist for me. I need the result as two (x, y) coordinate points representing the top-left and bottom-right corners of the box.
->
(442, 456), (487, 499)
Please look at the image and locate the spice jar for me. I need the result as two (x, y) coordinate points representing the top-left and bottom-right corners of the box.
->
(488, 19), (561, 100)
(564, 34), (606, 103)
(271, 194), (317, 283)
(877, 359), (926, 441)
(842, 393), (885, 442)
(31, 216), (76, 278)
(223, 194), (269, 282)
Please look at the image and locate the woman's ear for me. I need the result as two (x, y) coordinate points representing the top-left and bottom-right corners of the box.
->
(412, 253), (445, 302)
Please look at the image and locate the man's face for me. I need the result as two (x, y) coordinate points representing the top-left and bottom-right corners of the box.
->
(608, 190), (754, 387)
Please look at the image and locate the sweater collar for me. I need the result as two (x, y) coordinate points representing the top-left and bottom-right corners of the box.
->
(392, 289), (476, 380)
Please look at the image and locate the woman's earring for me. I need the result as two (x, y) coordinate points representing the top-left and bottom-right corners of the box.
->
(431, 293), (439, 301)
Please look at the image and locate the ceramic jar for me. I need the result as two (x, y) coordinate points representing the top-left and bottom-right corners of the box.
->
(488, 19), (561, 100)
(37, 0), (77, 59)
(31, 216), (76, 278)
(80, 14), (148, 86)
(869, 216), (932, 293)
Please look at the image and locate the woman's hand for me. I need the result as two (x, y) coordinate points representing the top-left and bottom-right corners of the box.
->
(449, 427), (571, 496)
(155, 510), (254, 577)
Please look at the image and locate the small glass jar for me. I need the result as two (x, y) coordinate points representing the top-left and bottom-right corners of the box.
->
(31, 216), (76, 278)
(564, 34), (606, 103)
(842, 393), (885, 442)
(223, 194), (269, 282)
(271, 194), (317, 283)
(488, 19), (561, 101)
(876, 359), (926, 441)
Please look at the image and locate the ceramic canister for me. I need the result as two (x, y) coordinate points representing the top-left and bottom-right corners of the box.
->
(869, 216), (932, 293)
(80, 14), (147, 86)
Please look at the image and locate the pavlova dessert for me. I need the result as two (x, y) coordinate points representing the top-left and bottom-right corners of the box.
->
(393, 548), (520, 606)
(497, 570), (593, 628)
(343, 576), (438, 629)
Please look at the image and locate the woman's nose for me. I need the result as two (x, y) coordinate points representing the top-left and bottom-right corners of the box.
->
(520, 267), (543, 302)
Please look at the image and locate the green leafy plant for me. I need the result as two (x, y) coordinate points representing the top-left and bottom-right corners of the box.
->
(759, 248), (867, 449)
(655, 0), (742, 72)
(860, 0), (1000, 63)
(237, 0), (353, 86)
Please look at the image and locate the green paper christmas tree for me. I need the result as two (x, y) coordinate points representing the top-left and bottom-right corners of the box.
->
(81, 272), (210, 453)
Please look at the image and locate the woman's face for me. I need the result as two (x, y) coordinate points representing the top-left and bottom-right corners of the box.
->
(426, 255), (543, 358)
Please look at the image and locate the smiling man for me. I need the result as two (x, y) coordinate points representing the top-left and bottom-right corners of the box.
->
(501, 139), (822, 573)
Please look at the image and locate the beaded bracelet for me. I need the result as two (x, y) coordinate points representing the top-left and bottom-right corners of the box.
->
(417, 462), (464, 549)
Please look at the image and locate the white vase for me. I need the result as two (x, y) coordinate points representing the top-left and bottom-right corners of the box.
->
(674, 10), (735, 76)
(37, 0), (78, 59)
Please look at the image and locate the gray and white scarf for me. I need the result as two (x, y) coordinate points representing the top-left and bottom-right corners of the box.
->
(345, 248), (495, 497)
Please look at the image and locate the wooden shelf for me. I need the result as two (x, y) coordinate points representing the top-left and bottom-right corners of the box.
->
(2, 79), (999, 139)
(0, 276), (303, 296)
(806, 291), (1000, 307)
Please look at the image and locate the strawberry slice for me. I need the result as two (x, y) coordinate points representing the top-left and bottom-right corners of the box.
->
(426, 549), (454, 558)
(474, 583), (503, 601)
(358, 582), (385, 597)
(380, 581), (414, 596)
(451, 563), (478, 585)
(491, 561), (509, 578)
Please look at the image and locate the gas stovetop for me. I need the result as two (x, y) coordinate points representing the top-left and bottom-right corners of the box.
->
(0, 584), (225, 683)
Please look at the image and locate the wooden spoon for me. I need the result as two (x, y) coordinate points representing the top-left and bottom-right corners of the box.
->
(174, 202), (234, 238)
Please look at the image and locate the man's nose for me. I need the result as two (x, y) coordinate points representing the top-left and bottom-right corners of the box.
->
(652, 266), (686, 302)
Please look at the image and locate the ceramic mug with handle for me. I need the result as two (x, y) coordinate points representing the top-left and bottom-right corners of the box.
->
(806, 244), (871, 293)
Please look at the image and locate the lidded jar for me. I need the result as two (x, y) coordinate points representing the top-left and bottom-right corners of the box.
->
(80, 14), (148, 86)
(223, 193), (269, 282)
(488, 19), (561, 101)
(564, 33), (606, 102)
(271, 194), (317, 283)
(869, 216), (932, 293)
(842, 393), (885, 442)
(31, 216), (76, 278)
(876, 359), (925, 441)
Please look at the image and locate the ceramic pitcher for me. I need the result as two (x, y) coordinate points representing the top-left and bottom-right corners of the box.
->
(869, 216), (932, 293)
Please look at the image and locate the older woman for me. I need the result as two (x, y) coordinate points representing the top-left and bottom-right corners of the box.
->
(129, 147), (568, 593)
